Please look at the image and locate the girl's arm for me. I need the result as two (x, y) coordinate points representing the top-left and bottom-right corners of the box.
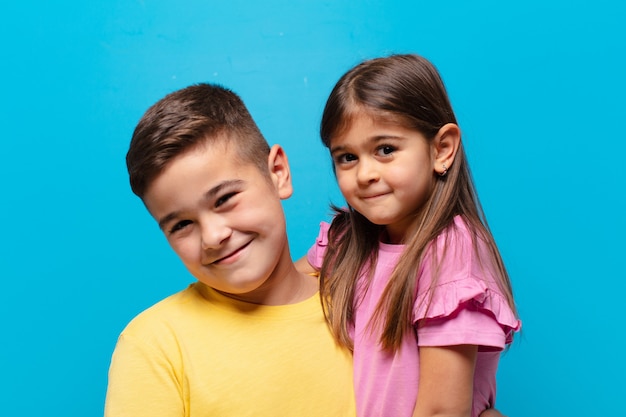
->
(294, 255), (318, 274)
(412, 344), (477, 417)
(479, 410), (506, 417)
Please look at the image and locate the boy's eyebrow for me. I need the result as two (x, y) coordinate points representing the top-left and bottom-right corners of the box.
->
(156, 179), (244, 230)
(203, 179), (244, 200)
(158, 211), (180, 230)
(157, 211), (181, 231)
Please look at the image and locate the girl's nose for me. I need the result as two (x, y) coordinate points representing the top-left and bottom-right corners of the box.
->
(356, 159), (380, 185)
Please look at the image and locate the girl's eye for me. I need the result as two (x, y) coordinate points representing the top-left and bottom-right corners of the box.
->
(169, 220), (192, 234)
(335, 153), (357, 164)
(215, 192), (237, 208)
(377, 145), (395, 156)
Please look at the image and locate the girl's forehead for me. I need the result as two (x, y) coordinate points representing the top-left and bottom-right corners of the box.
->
(333, 107), (411, 137)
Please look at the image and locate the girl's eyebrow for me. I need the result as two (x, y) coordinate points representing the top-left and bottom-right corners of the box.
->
(371, 134), (403, 141)
(156, 179), (244, 230)
(330, 135), (403, 154)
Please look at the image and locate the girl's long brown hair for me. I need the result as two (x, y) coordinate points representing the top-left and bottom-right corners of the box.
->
(319, 54), (517, 351)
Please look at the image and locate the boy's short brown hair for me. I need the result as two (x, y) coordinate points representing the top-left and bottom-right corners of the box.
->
(127, 83), (271, 198)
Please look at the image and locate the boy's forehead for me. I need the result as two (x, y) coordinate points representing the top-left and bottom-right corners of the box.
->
(162, 134), (246, 175)
(144, 132), (270, 206)
(143, 145), (255, 213)
(148, 138), (266, 192)
(197, 133), (264, 167)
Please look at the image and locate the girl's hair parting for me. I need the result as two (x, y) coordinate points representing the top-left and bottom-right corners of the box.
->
(319, 54), (517, 351)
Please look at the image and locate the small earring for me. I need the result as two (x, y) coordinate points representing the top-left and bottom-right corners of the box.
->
(439, 164), (448, 177)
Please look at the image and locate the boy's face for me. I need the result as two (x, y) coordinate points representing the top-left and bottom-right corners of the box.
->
(143, 137), (294, 304)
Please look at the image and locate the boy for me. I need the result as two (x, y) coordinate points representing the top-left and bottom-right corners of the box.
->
(104, 84), (355, 416)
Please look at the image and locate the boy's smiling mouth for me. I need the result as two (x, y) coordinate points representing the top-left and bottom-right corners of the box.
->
(211, 240), (253, 265)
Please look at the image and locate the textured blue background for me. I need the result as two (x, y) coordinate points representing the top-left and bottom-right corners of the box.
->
(1, 1), (624, 415)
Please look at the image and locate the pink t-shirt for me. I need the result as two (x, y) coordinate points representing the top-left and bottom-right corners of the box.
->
(307, 216), (520, 417)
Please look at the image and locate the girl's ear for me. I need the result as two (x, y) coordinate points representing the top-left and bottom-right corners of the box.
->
(267, 144), (293, 199)
(433, 123), (461, 175)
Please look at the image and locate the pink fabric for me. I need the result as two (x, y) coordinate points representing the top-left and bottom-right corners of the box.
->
(307, 216), (521, 417)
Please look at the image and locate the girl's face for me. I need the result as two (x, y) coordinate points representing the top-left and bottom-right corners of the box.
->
(329, 112), (437, 244)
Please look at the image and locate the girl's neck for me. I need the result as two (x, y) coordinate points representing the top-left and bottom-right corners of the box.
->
(382, 215), (422, 244)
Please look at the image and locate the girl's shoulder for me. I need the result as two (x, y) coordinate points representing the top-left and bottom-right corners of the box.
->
(415, 216), (519, 335)
(314, 221), (331, 246)
(306, 221), (331, 270)
(419, 215), (504, 294)
(432, 216), (487, 263)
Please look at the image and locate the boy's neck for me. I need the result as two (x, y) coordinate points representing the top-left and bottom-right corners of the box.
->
(213, 263), (319, 306)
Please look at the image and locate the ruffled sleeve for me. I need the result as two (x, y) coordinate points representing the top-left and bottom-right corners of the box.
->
(414, 277), (521, 347)
(412, 218), (521, 348)
(306, 222), (330, 270)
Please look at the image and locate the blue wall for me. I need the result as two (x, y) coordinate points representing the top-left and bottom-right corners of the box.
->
(1, 1), (624, 415)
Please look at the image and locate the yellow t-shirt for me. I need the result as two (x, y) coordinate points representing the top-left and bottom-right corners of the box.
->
(104, 282), (355, 417)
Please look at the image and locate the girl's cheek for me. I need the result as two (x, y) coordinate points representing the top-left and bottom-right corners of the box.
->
(336, 177), (353, 194)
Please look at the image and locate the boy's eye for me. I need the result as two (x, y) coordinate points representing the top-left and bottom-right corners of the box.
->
(215, 192), (237, 208)
(169, 220), (192, 234)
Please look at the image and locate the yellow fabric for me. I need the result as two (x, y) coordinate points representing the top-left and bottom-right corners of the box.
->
(104, 282), (355, 417)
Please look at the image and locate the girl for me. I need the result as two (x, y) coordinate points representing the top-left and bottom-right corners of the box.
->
(300, 54), (521, 417)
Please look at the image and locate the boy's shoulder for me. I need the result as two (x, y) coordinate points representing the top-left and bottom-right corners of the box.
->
(120, 283), (202, 338)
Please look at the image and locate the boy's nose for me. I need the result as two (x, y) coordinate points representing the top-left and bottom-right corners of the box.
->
(200, 219), (232, 250)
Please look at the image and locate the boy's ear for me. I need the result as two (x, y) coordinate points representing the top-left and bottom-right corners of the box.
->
(267, 144), (293, 199)
(433, 123), (461, 175)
